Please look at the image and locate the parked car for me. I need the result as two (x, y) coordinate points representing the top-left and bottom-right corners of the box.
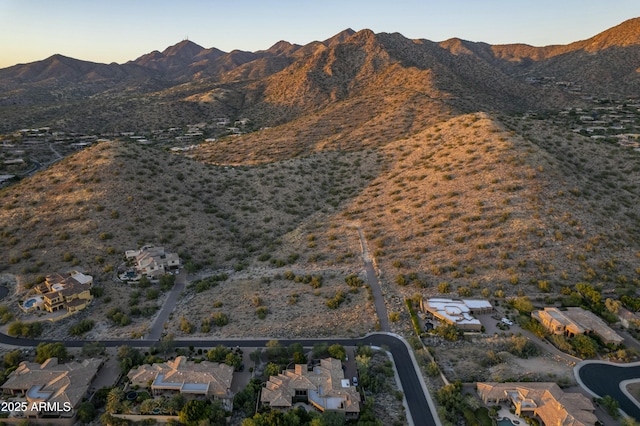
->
(352, 376), (358, 387)
(501, 317), (513, 326)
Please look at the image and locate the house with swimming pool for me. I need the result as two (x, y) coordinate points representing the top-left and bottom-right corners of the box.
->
(124, 245), (180, 279)
(477, 382), (597, 426)
(22, 272), (93, 314)
(260, 357), (361, 419)
(127, 356), (235, 410)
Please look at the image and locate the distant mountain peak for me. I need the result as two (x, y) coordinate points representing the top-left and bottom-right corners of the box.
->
(323, 28), (357, 46)
(162, 39), (205, 58)
(263, 40), (301, 56)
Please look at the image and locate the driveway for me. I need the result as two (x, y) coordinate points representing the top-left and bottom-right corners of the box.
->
(356, 226), (389, 331)
(147, 270), (186, 340)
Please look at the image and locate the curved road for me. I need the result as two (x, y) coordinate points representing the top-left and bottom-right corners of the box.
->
(576, 361), (640, 420)
(0, 332), (439, 426)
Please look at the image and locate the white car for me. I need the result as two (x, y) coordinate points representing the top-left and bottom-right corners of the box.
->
(352, 377), (358, 387)
(501, 318), (513, 326)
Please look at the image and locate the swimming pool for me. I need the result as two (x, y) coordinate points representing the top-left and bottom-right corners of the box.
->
(23, 298), (37, 308)
(497, 419), (517, 426)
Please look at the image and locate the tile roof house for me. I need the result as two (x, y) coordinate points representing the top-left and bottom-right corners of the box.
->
(125, 245), (180, 279)
(127, 356), (234, 408)
(1, 357), (103, 421)
(32, 272), (93, 313)
(532, 307), (624, 345)
(260, 358), (360, 419)
(477, 382), (597, 426)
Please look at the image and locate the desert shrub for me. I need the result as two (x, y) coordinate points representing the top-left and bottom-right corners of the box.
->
(7, 320), (43, 338)
(180, 316), (194, 334)
(69, 319), (95, 336)
(211, 312), (229, 327)
(106, 308), (131, 326)
(327, 290), (346, 309)
(255, 306), (268, 319)
(345, 274), (363, 287)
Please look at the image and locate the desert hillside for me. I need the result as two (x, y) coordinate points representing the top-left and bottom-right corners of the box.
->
(1, 20), (640, 339)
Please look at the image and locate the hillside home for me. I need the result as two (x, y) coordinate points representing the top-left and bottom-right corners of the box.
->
(477, 382), (597, 426)
(2, 357), (103, 423)
(420, 298), (492, 331)
(260, 358), (360, 419)
(127, 356), (234, 409)
(125, 245), (180, 279)
(32, 272), (93, 313)
(532, 307), (624, 345)
(618, 307), (640, 329)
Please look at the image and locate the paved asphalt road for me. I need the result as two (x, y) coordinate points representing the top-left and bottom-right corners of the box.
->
(364, 260), (390, 332)
(577, 362), (640, 420)
(147, 272), (186, 340)
(0, 332), (438, 426)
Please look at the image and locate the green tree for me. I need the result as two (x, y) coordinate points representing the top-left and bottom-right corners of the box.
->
(3, 349), (22, 368)
(167, 394), (185, 415)
(106, 387), (125, 414)
(158, 333), (176, 356)
(117, 345), (143, 374)
(264, 362), (281, 378)
(328, 344), (346, 361)
(599, 395), (620, 419)
(435, 324), (461, 341)
(435, 382), (464, 424)
(233, 378), (262, 416)
(35, 342), (68, 363)
(509, 296), (534, 314)
(77, 401), (97, 423)
(159, 273), (176, 291)
(7, 320), (42, 338)
(179, 400), (212, 426)
(208, 345), (231, 362)
(571, 334), (599, 358)
(225, 352), (242, 370)
(138, 275), (151, 288)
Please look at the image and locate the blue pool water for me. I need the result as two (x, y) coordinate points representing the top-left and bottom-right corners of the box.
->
(498, 419), (516, 426)
(23, 298), (37, 308)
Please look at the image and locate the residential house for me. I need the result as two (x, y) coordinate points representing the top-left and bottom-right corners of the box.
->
(618, 307), (640, 330)
(125, 245), (180, 279)
(477, 382), (597, 426)
(532, 307), (624, 345)
(33, 272), (93, 313)
(261, 358), (360, 419)
(127, 356), (234, 409)
(2, 357), (103, 422)
(420, 298), (492, 331)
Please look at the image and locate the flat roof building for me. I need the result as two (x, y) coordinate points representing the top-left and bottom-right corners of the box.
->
(421, 298), (492, 331)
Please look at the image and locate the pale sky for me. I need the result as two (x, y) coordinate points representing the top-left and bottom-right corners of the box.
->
(1, 0), (638, 69)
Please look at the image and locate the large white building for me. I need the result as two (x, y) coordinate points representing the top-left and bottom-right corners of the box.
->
(421, 298), (492, 331)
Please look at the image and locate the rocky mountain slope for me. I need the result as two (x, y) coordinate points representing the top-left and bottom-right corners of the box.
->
(1, 18), (639, 133)
(1, 19), (640, 339)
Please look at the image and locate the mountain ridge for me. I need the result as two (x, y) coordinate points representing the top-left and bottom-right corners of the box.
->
(0, 18), (639, 133)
